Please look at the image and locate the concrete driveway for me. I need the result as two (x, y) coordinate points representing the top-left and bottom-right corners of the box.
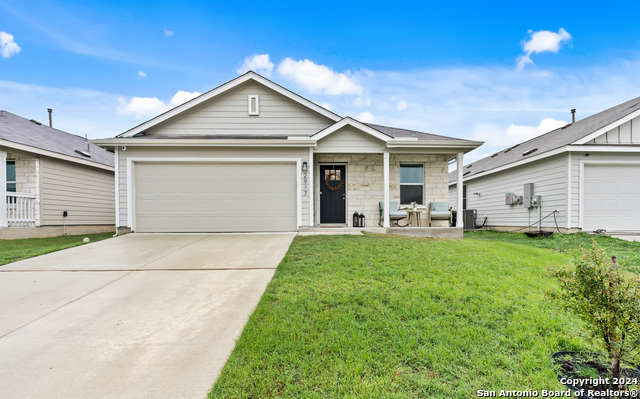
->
(0, 233), (295, 399)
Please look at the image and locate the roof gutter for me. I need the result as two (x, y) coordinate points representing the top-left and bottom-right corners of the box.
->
(92, 138), (318, 147)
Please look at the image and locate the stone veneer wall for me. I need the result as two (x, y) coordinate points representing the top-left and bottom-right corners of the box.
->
(7, 152), (40, 225)
(316, 154), (449, 227)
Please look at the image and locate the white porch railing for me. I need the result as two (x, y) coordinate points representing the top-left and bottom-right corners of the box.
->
(6, 192), (36, 227)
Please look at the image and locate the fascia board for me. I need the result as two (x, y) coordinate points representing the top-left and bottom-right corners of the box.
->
(1, 139), (114, 171)
(118, 72), (342, 138)
(566, 144), (640, 152)
(572, 108), (640, 145)
(92, 138), (317, 147)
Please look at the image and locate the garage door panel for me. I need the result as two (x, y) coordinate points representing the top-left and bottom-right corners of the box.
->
(134, 162), (297, 232)
(583, 164), (640, 232)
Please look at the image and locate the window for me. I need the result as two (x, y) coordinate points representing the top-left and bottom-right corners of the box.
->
(248, 95), (259, 115)
(6, 160), (16, 192)
(399, 164), (423, 204)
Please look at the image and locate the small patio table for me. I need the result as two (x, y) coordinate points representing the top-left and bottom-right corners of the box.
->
(407, 209), (422, 227)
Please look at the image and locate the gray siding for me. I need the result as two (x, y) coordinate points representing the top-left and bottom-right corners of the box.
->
(147, 81), (334, 137)
(316, 127), (386, 153)
(40, 157), (115, 226)
(450, 154), (568, 229)
(589, 116), (640, 144)
(117, 146), (310, 228)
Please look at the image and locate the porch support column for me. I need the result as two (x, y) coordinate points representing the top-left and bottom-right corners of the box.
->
(0, 151), (7, 227)
(456, 152), (464, 229)
(308, 148), (314, 227)
(383, 151), (390, 228)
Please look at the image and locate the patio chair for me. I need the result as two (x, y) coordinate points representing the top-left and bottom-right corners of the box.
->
(427, 202), (452, 227)
(379, 201), (408, 227)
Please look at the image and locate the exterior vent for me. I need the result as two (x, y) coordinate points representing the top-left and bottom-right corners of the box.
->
(75, 149), (91, 158)
(463, 171), (471, 176)
(29, 119), (42, 126)
(466, 164), (472, 168)
(248, 95), (259, 116)
(490, 153), (499, 158)
(504, 144), (519, 153)
(522, 148), (538, 156)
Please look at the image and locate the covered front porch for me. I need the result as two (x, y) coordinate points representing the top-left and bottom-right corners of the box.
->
(307, 151), (467, 232)
(1, 150), (38, 229)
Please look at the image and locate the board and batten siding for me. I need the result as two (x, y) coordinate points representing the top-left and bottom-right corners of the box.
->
(316, 127), (386, 153)
(39, 157), (115, 226)
(147, 81), (334, 137)
(569, 152), (640, 228)
(117, 146), (310, 229)
(588, 116), (640, 144)
(450, 154), (568, 229)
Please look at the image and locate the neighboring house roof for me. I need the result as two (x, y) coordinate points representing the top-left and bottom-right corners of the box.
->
(450, 95), (640, 183)
(0, 110), (114, 168)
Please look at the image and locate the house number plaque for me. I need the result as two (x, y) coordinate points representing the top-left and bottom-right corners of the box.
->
(302, 172), (308, 196)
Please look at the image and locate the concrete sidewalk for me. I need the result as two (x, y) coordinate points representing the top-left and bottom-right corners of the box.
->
(0, 233), (295, 399)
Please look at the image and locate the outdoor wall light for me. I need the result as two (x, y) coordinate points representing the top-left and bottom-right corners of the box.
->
(302, 161), (308, 171)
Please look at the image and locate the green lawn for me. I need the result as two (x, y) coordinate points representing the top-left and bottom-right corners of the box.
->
(210, 232), (640, 398)
(0, 232), (115, 266)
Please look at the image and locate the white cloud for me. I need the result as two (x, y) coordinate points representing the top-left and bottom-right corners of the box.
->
(117, 90), (201, 119)
(237, 54), (274, 77)
(517, 28), (572, 70)
(353, 96), (371, 107)
(356, 111), (374, 123)
(164, 28), (174, 37)
(506, 118), (568, 141)
(277, 58), (363, 95)
(396, 99), (408, 111)
(0, 31), (21, 58)
(138, 71), (147, 79)
(169, 90), (201, 107)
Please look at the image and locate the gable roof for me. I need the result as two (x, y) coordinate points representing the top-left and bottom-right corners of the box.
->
(0, 110), (114, 168)
(366, 123), (475, 142)
(450, 95), (640, 183)
(117, 71), (342, 138)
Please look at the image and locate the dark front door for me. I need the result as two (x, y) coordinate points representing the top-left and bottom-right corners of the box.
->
(320, 165), (346, 223)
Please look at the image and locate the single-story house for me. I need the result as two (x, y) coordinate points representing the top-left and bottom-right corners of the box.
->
(1, 110), (115, 239)
(94, 71), (482, 234)
(449, 96), (640, 233)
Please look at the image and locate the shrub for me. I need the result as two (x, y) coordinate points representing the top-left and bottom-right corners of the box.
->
(548, 243), (640, 380)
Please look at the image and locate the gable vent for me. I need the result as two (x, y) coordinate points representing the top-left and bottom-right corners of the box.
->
(248, 95), (260, 116)
(522, 148), (538, 156)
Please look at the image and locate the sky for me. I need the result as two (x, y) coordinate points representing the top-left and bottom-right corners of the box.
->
(1, 0), (640, 163)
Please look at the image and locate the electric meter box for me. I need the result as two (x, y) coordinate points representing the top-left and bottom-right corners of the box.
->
(505, 192), (517, 205)
(524, 183), (534, 208)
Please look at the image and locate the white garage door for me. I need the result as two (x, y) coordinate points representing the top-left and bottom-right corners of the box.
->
(583, 164), (640, 232)
(134, 162), (297, 232)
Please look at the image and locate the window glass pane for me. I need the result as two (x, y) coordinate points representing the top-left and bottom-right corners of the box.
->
(400, 185), (423, 204)
(7, 183), (16, 192)
(6, 161), (16, 181)
(400, 164), (423, 183)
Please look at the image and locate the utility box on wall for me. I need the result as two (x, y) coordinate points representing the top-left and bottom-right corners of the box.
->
(523, 183), (534, 208)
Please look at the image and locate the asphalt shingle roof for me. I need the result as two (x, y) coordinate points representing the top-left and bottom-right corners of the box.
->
(366, 123), (469, 142)
(0, 110), (114, 167)
(450, 95), (640, 182)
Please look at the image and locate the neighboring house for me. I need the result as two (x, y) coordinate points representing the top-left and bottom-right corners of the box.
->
(1, 111), (115, 239)
(449, 96), (640, 233)
(94, 72), (482, 234)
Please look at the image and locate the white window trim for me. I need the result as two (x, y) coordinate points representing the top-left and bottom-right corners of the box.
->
(248, 95), (259, 116)
(399, 163), (425, 205)
(126, 157), (301, 232)
(6, 159), (16, 192)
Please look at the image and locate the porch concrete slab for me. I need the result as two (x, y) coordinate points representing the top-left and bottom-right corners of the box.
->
(0, 234), (212, 270)
(387, 227), (463, 240)
(143, 233), (296, 269)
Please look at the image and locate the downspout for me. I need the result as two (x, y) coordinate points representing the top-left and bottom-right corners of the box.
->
(113, 147), (119, 237)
